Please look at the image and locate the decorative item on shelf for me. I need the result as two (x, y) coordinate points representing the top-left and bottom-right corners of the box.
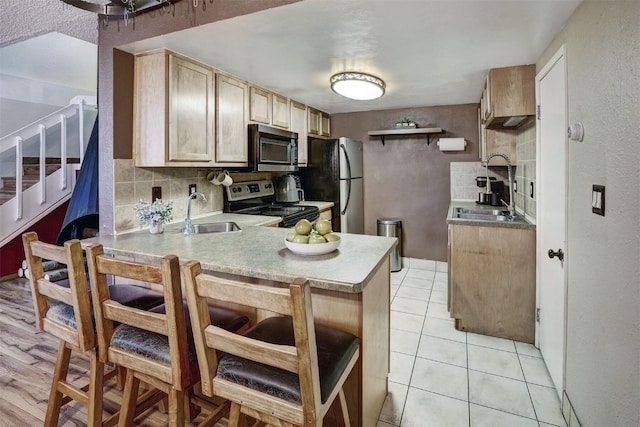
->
(395, 118), (417, 128)
(134, 199), (174, 234)
(330, 72), (386, 100)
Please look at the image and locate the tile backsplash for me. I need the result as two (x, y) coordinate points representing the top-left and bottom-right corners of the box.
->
(113, 159), (224, 233)
(515, 118), (536, 219)
(450, 162), (512, 202)
(450, 117), (536, 220)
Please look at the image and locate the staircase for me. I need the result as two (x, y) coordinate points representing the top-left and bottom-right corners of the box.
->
(0, 158), (80, 206)
(0, 98), (96, 247)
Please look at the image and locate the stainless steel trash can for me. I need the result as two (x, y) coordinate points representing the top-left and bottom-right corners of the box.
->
(377, 219), (402, 272)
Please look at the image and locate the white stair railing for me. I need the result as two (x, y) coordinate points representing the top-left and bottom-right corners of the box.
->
(0, 97), (96, 247)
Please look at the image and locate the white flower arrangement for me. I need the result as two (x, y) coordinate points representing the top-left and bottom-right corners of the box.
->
(134, 199), (174, 227)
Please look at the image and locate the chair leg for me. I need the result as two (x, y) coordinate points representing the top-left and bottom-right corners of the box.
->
(168, 388), (185, 427)
(87, 352), (105, 427)
(118, 373), (140, 427)
(228, 402), (242, 427)
(44, 341), (71, 427)
(115, 365), (127, 391)
(335, 388), (351, 427)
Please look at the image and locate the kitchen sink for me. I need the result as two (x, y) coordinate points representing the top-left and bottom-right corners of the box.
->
(453, 207), (513, 222)
(182, 222), (241, 234)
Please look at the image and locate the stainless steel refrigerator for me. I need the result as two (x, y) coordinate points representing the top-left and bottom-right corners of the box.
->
(299, 137), (364, 233)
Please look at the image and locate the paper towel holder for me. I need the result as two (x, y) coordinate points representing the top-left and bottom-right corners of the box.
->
(437, 137), (467, 151)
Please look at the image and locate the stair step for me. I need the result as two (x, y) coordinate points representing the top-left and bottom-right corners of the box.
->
(22, 164), (61, 176)
(23, 157), (80, 165)
(1, 177), (39, 191)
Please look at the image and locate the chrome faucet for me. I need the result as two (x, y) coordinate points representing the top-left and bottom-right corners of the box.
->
(183, 192), (207, 234)
(484, 153), (516, 219)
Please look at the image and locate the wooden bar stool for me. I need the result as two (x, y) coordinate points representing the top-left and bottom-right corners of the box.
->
(22, 231), (164, 426)
(85, 244), (249, 426)
(182, 260), (361, 427)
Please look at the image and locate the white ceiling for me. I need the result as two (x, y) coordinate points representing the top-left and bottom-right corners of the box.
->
(0, 32), (97, 92)
(119, 0), (582, 114)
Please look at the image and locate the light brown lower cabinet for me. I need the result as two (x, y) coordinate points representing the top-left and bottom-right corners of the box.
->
(448, 224), (536, 343)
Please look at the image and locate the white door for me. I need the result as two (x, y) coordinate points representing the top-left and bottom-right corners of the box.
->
(536, 45), (568, 400)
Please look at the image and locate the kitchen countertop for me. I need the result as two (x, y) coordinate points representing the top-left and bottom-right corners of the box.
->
(447, 201), (536, 230)
(297, 200), (334, 211)
(82, 224), (397, 294)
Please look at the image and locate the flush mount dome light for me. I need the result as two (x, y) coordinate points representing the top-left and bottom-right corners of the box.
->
(330, 72), (386, 100)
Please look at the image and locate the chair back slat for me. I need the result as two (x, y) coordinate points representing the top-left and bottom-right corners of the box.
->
(22, 231), (94, 352)
(94, 255), (165, 284)
(103, 301), (169, 335)
(194, 274), (292, 316)
(204, 326), (299, 373)
(37, 279), (74, 305)
(29, 240), (69, 264)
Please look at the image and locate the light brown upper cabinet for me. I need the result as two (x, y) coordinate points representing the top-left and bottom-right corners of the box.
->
(134, 51), (215, 167)
(272, 94), (290, 129)
(479, 121), (517, 165)
(290, 100), (308, 167)
(249, 86), (271, 124)
(216, 74), (249, 166)
(481, 64), (535, 129)
(308, 107), (330, 137)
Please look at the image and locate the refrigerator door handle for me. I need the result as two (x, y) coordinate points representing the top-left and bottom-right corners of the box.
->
(341, 178), (351, 215)
(340, 144), (353, 215)
(340, 143), (352, 180)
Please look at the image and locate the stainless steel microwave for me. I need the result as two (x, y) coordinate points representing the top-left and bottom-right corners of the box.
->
(248, 124), (298, 172)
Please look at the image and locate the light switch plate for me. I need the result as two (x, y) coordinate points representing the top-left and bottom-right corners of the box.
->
(592, 185), (605, 216)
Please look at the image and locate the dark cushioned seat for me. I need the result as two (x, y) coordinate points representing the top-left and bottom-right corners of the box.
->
(111, 302), (250, 366)
(45, 284), (164, 328)
(216, 316), (360, 404)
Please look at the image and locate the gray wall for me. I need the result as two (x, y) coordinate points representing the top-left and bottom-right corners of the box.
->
(537, 2), (640, 425)
(332, 104), (480, 261)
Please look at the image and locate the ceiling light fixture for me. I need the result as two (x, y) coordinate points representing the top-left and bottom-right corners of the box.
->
(330, 72), (386, 100)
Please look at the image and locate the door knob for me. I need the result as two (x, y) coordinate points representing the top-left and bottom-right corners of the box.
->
(547, 248), (564, 261)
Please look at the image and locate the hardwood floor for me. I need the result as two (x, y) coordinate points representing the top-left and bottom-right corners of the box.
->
(0, 277), (226, 427)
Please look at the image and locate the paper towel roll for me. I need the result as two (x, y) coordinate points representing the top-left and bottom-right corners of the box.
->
(437, 137), (467, 151)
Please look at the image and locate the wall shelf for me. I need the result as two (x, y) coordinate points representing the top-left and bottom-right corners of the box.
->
(368, 127), (444, 146)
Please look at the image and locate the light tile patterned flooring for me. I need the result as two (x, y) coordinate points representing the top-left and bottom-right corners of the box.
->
(378, 261), (567, 427)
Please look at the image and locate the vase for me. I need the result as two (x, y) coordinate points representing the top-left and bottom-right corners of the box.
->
(149, 223), (164, 234)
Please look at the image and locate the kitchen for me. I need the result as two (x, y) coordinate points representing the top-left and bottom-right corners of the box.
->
(0, 1), (638, 427)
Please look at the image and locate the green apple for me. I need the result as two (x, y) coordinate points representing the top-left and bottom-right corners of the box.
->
(286, 231), (297, 242)
(324, 233), (340, 242)
(314, 219), (332, 235)
(308, 234), (327, 244)
(292, 234), (309, 244)
(294, 219), (312, 235)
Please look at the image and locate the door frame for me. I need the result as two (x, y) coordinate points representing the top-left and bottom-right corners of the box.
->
(535, 44), (569, 394)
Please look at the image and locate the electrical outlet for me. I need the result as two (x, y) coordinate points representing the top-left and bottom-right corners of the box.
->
(188, 184), (197, 195)
(152, 186), (162, 201)
(592, 185), (605, 216)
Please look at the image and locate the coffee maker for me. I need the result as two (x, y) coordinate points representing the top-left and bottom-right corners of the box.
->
(475, 176), (505, 206)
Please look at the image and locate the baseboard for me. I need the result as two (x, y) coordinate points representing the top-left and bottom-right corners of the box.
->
(562, 391), (582, 427)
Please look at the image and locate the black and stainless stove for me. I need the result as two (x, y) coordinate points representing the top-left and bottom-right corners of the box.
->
(224, 180), (319, 227)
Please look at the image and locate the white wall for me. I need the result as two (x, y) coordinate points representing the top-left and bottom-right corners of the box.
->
(537, 2), (640, 426)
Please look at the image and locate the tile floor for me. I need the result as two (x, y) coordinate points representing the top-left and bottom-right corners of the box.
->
(377, 261), (566, 427)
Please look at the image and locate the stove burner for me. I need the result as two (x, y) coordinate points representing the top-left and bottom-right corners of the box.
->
(224, 180), (319, 227)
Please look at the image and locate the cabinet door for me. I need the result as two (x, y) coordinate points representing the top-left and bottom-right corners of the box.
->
(272, 94), (290, 129)
(216, 74), (248, 165)
(308, 107), (321, 136)
(249, 86), (271, 124)
(168, 55), (215, 162)
(321, 112), (331, 137)
(290, 100), (308, 167)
